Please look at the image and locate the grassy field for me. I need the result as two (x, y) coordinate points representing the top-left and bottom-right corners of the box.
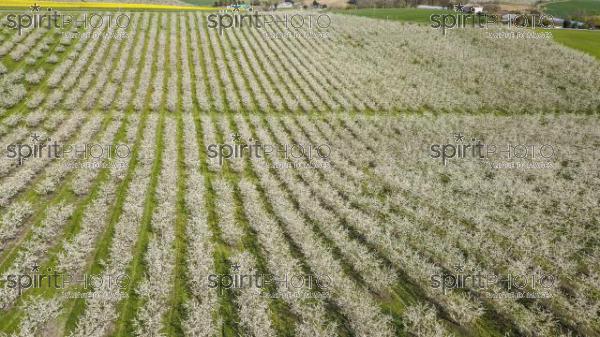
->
(180, 0), (216, 6)
(179, 0), (215, 7)
(333, 7), (452, 24)
(550, 29), (600, 59)
(541, 0), (600, 18)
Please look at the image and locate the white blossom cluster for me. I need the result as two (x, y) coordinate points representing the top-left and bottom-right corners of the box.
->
(69, 116), (159, 337)
(243, 116), (398, 337)
(236, 173), (338, 336)
(47, 54), (60, 64)
(9, 28), (48, 62)
(0, 69), (26, 109)
(24, 68), (45, 85)
(31, 115), (102, 196)
(200, 114), (219, 171)
(0, 112), (104, 256)
(111, 114), (139, 180)
(185, 14), (209, 111)
(149, 16), (167, 112)
(0, 126), (29, 176)
(53, 24), (104, 90)
(24, 109), (45, 127)
(196, 15), (223, 112)
(2, 114), (22, 127)
(42, 111), (67, 130)
(15, 174), (120, 335)
(100, 14), (142, 111)
(216, 117), (243, 172)
(268, 117), (397, 291)
(0, 21), (108, 181)
(69, 115), (124, 196)
(0, 27), (33, 57)
(166, 14), (179, 113)
(181, 112), (219, 337)
(0, 202), (74, 310)
(294, 114), (599, 336)
(25, 91), (45, 109)
(133, 14), (159, 111)
(115, 14), (150, 111)
(230, 251), (278, 337)
(329, 15), (600, 112)
(207, 21), (241, 112)
(65, 24), (122, 111)
(112, 13), (144, 84)
(60, 167), (119, 273)
(213, 177), (243, 247)
(299, 116), (484, 324)
(133, 118), (178, 336)
(11, 296), (62, 337)
(0, 113), (86, 205)
(47, 28), (91, 88)
(403, 303), (454, 337)
(244, 26), (304, 112)
(254, 24), (341, 112)
(219, 30), (253, 111)
(0, 201), (33, 248)
(223, 26), (271, 111)
(178, 16), (193, 114)
(46, 12), (595, 113)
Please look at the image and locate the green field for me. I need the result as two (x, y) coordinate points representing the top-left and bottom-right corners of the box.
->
(542, 0), (600, 18)
(181, 0), (216, 6)
(550, 29), (600, 59)
(333, 7), (452, 24)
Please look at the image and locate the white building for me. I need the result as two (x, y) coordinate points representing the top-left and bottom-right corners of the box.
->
(463, 5), (484, 14)
(417, 5), (446, 10)
(278, 2), (294, 8)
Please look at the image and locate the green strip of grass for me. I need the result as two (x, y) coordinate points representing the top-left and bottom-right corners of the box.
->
(333, 7), (452, 24)
(181, 0), (216, 6)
